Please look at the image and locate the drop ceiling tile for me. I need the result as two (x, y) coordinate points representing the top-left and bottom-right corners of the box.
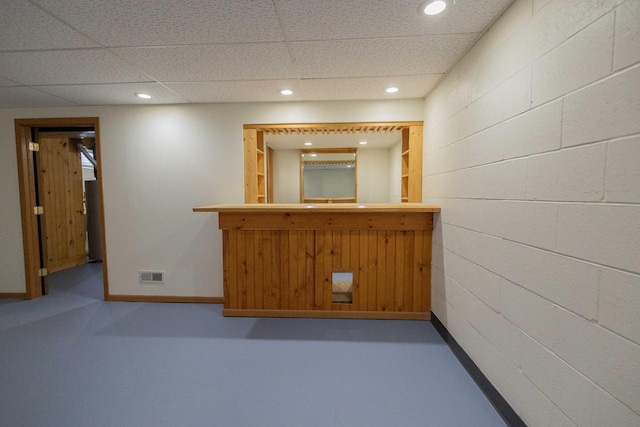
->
(113, 43), (297, 82)
(166, 80), (303, 103)
(300, 75), (442, 100)
(37, 83), (187, 105)
(0, 0), (98, 51)
(32, 0), (284, 47)
(0, 87), (76, 107)
(291, 34), (477, 78)
(277, 0), (513, 41)
(0, 49), (151, 85)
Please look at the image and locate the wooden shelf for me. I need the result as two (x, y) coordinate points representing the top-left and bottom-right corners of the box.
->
(400, 126), (422, 203)
(243, 128), (268, 204)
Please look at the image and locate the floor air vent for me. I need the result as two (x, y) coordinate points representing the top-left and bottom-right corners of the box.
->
(139, 270), (164, 284)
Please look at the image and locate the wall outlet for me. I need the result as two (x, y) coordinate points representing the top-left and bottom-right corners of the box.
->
(139, 270), (164, 284)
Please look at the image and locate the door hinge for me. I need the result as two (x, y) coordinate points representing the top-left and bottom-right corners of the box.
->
(33, 206), (44, 215)
(37, 268), (48, 277)
(29, 142), (40, 152)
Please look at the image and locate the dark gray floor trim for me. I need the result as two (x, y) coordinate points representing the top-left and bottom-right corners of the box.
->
(431, 313), (527, 427)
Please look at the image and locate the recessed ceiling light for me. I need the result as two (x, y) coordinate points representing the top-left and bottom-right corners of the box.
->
(359, 141), (368, 145)
(136, 92), (151, 99)
(304, 142), (313, 146)
(280, 89), (293, 95)
(421, 0), (447, 15)
(386, 87), (399, 93)
(310, 153), (317, 157)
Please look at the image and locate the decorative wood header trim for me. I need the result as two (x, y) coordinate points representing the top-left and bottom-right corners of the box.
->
(243, 121), (423, 135)
(301, 148), (356, 154)
(303, 160), (355, 165)
(301, 147), (357, 165)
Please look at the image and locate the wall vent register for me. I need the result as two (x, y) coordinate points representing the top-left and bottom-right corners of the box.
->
(139, 271), (164, 284)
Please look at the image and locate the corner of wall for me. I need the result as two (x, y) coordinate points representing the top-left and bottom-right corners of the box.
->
(423, 0), (640, 425)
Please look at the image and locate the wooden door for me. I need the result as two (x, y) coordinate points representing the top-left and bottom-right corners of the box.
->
(36, 134), (86, 276)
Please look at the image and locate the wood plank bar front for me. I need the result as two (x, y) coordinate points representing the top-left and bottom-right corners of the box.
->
(194, 204), (440, 320)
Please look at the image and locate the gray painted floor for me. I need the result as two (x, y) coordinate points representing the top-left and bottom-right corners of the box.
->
(0, 264), (506, 427)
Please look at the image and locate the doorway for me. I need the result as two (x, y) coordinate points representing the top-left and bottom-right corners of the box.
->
(242, 121), (423, 204)
(14, 117), (109, 300)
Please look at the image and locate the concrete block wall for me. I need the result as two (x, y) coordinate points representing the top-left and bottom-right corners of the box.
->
(424, 0), (640, 425)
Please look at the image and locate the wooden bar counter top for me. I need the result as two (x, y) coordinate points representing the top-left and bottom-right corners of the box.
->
(194, 204), (440, 320)
(193, 203), (440, 213)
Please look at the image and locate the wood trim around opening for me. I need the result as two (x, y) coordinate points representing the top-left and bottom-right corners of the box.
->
(243, 121), (423, 205)
(14, 117), (109, 300)
(14, 122), (40, 299)
(243, 121), (423, 134)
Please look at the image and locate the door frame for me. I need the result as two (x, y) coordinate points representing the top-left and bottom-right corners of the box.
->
(14, 117), (109, 300)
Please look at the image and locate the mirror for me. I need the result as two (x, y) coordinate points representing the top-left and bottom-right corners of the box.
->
(301, 149), (356, 203)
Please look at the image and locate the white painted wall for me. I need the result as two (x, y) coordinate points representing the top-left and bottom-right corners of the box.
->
(424, 1), (640, 426)
(357, 148), (390, 203)
(0, 99), (423, 297)
(272, 149), (300, 203)
(0, 129), (25, 294)
(82, 167), (96, 183)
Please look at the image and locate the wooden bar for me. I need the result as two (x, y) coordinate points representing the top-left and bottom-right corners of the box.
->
(195, 204), (439, 320)
(367, 231), (377, 311)
(357, 230), (368, 311)
(395, 231), (405, 312)
(321, 231), (332, 310)
(227, 230), (237, 309)
(254, 230), (264, 310)
(376, 231), (386, 311)
(262, 231), (273, 309)
(304, 231), (314, 310)
(349, 230), (360, 310)
(217, 212), (432, 231)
